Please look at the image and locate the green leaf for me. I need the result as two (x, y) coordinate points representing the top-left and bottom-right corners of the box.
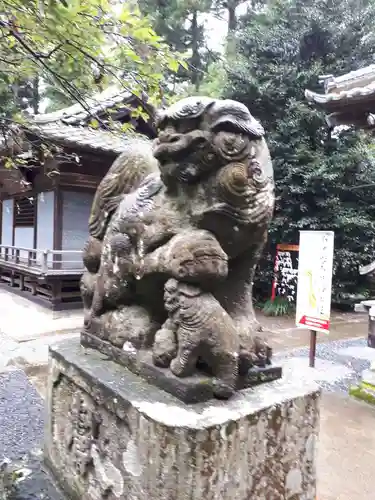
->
(168, 58), (180, 72)
(89, 119), (99, 129)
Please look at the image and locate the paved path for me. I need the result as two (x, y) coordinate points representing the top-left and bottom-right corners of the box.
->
(0, 288), (82, 342)
(0, 287), (81, 373)
(275, 337), (375, 500)
(319, 392), (375, 500)
(0, 331), (79, 373)
(260, 310), (368, 352)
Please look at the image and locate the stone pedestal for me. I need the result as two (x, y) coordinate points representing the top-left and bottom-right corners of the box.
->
(45, 339), (320, 500)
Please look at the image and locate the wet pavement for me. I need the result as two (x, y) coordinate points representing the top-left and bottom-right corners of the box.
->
(276, 337), (375, 394)
(319, 392), (375, 500)
(260, 310), (369, 352)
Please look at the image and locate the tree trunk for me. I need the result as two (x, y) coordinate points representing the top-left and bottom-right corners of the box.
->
(190, 9), (201, 91)
(227, 1), (237, 32)
(32, 77), (40, 115)
(225, 0), (241, 57)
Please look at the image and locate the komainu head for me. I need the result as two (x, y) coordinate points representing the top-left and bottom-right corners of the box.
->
(153, 96), (272, 186)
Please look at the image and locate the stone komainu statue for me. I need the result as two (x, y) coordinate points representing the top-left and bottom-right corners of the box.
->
(80, 96), (279, 401)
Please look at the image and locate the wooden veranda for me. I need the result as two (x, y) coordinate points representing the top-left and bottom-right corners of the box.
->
(0, 244), (83, 309)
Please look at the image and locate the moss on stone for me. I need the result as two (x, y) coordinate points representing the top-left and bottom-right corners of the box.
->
(349, 383), (375, 405)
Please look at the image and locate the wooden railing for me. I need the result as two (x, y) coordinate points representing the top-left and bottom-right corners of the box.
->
(0, 245), (83, 275)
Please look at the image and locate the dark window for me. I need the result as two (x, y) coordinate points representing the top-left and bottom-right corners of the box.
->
(14, 197), (35, 227)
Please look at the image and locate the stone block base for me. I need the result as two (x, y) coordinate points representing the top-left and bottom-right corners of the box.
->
(81, 331), (282, 404)
(45, 338), (320, 500)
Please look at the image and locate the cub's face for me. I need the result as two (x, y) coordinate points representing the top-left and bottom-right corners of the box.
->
(164, 279), (180, 314)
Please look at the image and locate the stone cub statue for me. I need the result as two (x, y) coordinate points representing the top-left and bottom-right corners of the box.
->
(153, 278), (240, 399)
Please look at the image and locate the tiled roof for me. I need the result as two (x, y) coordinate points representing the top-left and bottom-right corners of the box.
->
(0, 86), (152, 156)
(305, 82), (375, 106)
(305, 65), (375, 107)
(22, 86), (150, 154)
(26, 122), (129, 154)
(359, 260), (375, 276)
(33, 86), (133, 126)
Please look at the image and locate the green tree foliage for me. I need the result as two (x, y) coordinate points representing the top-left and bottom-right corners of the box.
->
(224, 0), (375, 302)
(0, 0), (184, 118)
(138, 0), (215, 90)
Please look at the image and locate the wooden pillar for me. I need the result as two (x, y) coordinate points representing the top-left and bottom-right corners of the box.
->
(51, 280), (62, 309)
(12, 197), (16, 246)
(53, 187), (63, 270)
(33, 191), (38, 249)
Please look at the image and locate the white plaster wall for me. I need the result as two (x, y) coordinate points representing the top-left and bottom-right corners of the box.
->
(61, 190), (93, 269)
(36, 191), (54, 250)
(14, 227), (34, 260)
(36, 191), (54, 266)
(1, 199), (13, 247)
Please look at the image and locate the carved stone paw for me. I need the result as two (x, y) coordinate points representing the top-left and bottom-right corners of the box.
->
(238, 348), (259, 375)
(169, 232), (228, 283)
(170, 356), (195, 377)
(83, 311), (91, 329)
(152, 326), (177, 368)
(212, 379), (235, 400)
(239, 336), (272, 374)
(84, 316), (106, 339)
(104, 306), (158, 349)
(253, 336), (272, 364)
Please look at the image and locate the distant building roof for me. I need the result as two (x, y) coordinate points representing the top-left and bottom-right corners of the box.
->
(26, 122), (130, 155)
(32, 86), (135, 126)
(305, 64), (375, 127)
(22, 85), (154, 155)
(0, 86), (152, 197)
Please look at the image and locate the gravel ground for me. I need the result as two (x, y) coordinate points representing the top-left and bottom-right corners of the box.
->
(0, 369), (44, 460)
(276, 337), (375, 393)
(13, 458), (65, 500)
(0, 368), (64, 499)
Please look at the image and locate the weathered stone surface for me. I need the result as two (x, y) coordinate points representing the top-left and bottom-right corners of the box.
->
(81, 331), (282, 404)
(82, 97), (276, 399)
(45, 338), (320, 500)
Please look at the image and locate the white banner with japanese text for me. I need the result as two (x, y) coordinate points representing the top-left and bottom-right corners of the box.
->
(296, 230), (334, 334)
